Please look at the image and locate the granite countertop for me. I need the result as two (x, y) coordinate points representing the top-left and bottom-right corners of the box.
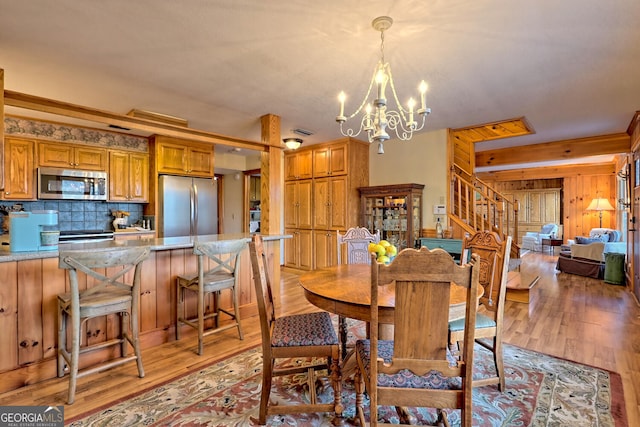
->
(0, 232), (291, 262)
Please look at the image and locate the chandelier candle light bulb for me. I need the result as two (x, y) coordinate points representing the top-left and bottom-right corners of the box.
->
(335, 16), (431, 154)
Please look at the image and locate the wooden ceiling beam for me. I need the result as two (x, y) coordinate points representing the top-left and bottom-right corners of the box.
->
(477, 162), (616, 181)
(476, 133), (630, 168)
(4, 90), (267, 151)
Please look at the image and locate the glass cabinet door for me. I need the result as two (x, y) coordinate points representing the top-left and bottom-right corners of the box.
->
(360, 184), (424, 250)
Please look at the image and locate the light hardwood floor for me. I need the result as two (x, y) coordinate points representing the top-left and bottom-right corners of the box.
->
(0, 251), (638, 425)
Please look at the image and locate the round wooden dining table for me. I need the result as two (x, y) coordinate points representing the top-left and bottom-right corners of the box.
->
(299, 263), (481, 326)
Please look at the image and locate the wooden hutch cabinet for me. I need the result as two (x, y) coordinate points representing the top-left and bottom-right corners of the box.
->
(284, 137), (369, 270)
(359, 183), (424, 250)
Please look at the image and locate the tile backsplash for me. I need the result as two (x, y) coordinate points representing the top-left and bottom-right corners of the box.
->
(1, 200), (145, 232)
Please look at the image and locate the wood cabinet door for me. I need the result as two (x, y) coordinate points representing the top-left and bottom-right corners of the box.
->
(313, 147), (330, 177)
(284, 153), (297, 181)
(313, 178), (330, 229)
(284, 228), (298, 268)
(3, 138), (35, 200)
(298, 229), (313, 270)
(75, 146), (106, 170)
(328, 144), (347, 175)
(109, 151), (129, 201)
(188, 146), (214, 176)
(329, 176), (348, 229)
(284, 181), (298, 228)
(157, 141), (187, 174)
(314, 230), (337, 269)
(298, 151), (313, 179)
(298, 180), (313, 228)
(128, 153), (149, 201)
(38, 142), (73, 168)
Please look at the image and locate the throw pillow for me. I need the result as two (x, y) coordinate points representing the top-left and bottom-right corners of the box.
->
(590, 233), (610, 243)
(541, 224), (556, 234)
(575, 236), (603, 244)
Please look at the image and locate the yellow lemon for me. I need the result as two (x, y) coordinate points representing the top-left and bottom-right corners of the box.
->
(368, 242), (378, 253)
(386, 245), (398, 257)
(379, 240), (391, 247)
(374, 244), (386, 257)
(378, 255), (390, 264)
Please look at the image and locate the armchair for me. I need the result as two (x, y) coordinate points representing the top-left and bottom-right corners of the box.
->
(521, 223), (559, 252)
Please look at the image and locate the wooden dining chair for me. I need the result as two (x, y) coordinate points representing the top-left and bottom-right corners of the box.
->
(336, 226), (380, 359)
(176, 238), (247, 355)
(449, 231), (512, 391)
(354, 247), (480, 427)
(249, 234), (343, 425)
(337, 226), (380, 265)
(57, 246), (151, 404)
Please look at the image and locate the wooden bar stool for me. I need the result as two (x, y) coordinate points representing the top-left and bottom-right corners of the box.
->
(176, 239), (247, 355)
(57, 246), (151, 404)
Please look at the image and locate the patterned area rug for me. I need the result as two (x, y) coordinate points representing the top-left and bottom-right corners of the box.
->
(67, 338), (627, 426)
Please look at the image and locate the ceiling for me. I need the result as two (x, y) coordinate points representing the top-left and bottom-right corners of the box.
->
(1, 1), (640, 172)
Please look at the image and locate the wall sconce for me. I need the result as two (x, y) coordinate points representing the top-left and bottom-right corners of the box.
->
(283, 137), (303, 150)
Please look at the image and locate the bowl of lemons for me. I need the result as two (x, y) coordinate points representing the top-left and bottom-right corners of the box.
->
(368, 240), (398, 264)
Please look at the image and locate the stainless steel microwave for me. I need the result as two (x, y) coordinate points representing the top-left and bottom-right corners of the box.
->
(38, 167), (108, 200)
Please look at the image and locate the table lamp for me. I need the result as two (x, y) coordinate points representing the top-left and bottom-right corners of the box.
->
(586, 197), (615, 228)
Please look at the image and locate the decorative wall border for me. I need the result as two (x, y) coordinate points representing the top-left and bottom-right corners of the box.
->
(4, 115), (148, 152)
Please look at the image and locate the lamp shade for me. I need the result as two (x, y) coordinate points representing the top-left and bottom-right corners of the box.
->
(586, 197), (615, 211)
(283, 138), (303, 150)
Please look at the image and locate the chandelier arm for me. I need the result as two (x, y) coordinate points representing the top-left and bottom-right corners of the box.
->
(344, 66), (379, 120)
(386, 66), (410, 123)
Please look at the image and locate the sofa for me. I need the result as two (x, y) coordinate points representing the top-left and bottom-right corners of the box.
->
(566, 228), (626, 255)
(556, 242), (606, 278)
(557, 228), (627, 280)
(521, 223), (559, 252)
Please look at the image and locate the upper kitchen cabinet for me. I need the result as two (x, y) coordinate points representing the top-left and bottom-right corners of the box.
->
(154, 136), (214, 177)
(284, 150), (313, 181)
(3, 137), (35, 200)
(313, 143), (347, 177)
(109, 151), (149, 202)
(38, 142), (107, 171)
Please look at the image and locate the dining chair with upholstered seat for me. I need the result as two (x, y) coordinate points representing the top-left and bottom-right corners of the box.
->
(449, 231), (512, 391)
(354, 247), (480, 427)
(336, 226), (380, 359)
(176, 238), (247, 355)
(57, 246), (151, 404)
(249, 234), (343, 425)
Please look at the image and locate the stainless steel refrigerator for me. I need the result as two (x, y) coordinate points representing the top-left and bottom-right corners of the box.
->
(158, 175), (218, 238)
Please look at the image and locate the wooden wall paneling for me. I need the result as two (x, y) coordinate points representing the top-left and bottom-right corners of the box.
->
(0, 261), (18, 372)
(140, 252), (157, 332)
(563, 176), (578, 240)
(41, 258), (66, 359)
(17, 259), (43, 365)
(155, 250), (173, 330)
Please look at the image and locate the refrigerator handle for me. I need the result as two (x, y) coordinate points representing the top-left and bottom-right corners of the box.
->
(191, 182), (198, 236)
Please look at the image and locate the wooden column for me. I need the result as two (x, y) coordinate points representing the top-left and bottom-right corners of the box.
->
(260, 114), (283, 235)
(260, 114), (284, 287)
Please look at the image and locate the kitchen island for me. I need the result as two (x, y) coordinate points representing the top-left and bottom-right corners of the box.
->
(0, 233), (289, 393)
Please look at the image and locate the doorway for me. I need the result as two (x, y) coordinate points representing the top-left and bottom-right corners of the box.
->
(243, 168), (261, 233)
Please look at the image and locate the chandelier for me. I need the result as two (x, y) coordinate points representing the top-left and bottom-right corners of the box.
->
(336, 16), (431, 154)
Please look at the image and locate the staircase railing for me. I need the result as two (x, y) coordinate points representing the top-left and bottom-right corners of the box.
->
(450, 164), (520, 258)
